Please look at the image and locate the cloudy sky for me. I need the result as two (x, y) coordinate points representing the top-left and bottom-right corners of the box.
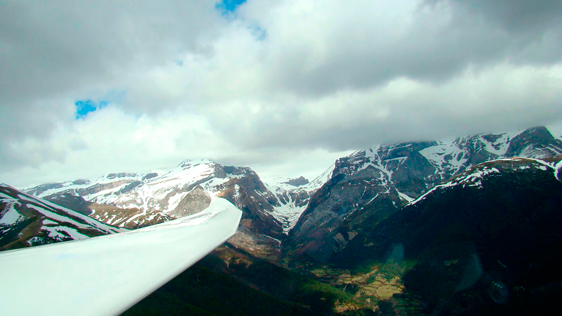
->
(1, 0), (562, 188)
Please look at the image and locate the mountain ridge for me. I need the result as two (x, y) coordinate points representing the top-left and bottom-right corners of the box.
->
(18, 125), (562, 262)
(287, 126), (562, 262)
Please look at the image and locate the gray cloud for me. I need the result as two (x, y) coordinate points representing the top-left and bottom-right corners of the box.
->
(0, 0), (222, 169)
(425, 0), (562, 34)
(1, 0), (562, 187)
(254, 0), (562, 97)
(0, 0), (221, 131)
(424, 0), (562, 65)
(206, 63), (562, 152)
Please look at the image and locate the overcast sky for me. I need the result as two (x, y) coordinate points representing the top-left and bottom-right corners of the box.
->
(1, 0), (562, 188)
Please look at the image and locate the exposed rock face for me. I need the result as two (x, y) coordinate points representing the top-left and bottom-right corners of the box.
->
(170, 186), (211, 218)
(288, 155), (405, 262)
(227, 226), (282, 262)
(288, 127), (562, 262)
(43, 192), (94, 216)
(142, 173), (158, 181)
(105, 172), (138, 180)
(217, 172), (284, 237)
(335, 156), (562, 266)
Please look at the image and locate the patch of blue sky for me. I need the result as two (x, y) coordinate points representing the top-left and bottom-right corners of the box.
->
(216, 0), (247, 15)
(74, 90), (126, 119)
(249, 25), (267, 41)
(214, 1), (267, 40)
(74, 99), (109, 119)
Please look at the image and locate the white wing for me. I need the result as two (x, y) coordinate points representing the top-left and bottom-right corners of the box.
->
(0, 198), (242, 316)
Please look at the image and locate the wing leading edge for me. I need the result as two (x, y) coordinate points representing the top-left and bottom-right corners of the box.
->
(0, 198), (242, 316)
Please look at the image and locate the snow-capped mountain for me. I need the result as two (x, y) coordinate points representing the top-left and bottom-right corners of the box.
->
(24, 159), (324, 238)
(329, 155), (562, 314)
(19, 126), (562, 262)
(0, 184), (123, 250)
(288, 126), (562, 261)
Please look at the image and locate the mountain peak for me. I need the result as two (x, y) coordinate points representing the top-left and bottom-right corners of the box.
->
(283, 176), (309, 187)
(177, 158), (215, 169)
(505, 126), (561, 157)
(103, 172), (138, 180)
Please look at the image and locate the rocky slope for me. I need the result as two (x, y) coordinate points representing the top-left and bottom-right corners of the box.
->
(0, 184), (123, 250)
(288, 126), (562, 262)
(329, 155), (562, 315)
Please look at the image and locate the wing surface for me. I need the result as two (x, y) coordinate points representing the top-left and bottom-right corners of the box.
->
(0, 198), (242, 316)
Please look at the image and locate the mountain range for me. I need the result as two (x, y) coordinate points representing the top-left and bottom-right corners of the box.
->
(20, 158), (330, 260)
(3, 125), (562, 315)
(288, 126), (562, 262)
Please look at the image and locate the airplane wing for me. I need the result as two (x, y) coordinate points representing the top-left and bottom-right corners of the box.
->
(0, 198), (242, 316)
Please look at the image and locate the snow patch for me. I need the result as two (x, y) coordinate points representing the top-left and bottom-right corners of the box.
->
(365, 193), (380, 205)
(554, 159), (562, 181)
(19, 194), (123, 233)
(397, 191), (413, 203)
(269, 201), (307, 234)
(165, 191), (188, 213)
(480, 133), (512, 156)
(262, 167), (330, 233)
(41, 225), (89, 240)
(0, 206), (23, 225)
(28, 204), (91, 229)
(232, 184), (241, 204)
(419, 141), (468, 175)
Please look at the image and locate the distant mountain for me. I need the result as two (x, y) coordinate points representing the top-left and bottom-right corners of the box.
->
(288, 126), (562, 262)
(19, 126), (562, 263)
(0, 184), (122, 250)
(25, 159), (322, 235)
(23, 159), (328, 259)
